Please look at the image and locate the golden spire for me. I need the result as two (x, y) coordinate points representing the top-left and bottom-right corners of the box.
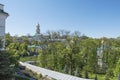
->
(101, 37), (105, 44)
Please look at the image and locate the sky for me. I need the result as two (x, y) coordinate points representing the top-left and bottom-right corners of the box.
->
(0, 0), (120, 38)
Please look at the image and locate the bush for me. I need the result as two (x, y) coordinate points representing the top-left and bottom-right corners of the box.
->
(37, 74), (43, 79)
(0, 51), (15, 80)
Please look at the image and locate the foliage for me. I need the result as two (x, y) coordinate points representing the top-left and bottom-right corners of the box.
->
(0, 34), (20, 80)
(37, 74), (43, 79)
(94, 74), (98, 80)
(0, 51), (15, 80)
(75, 67), (82, 77)
(20, 56), (37, 62)
(114, 58), (120, 78)
(5, 31), (120, 80)
(15, 76), (29, 80)
(84, 71), (89, 79)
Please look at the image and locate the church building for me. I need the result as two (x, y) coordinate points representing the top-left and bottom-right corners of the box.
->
(0, 4), (9, 50)
(34, 23), (42, 41)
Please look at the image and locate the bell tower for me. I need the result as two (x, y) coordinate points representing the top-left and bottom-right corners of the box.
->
(97, 37), (106, 68)
(0, 4), (9, 50)
(36, 23), (40, 35)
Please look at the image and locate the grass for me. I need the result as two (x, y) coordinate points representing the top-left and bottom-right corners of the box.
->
(83, 72), (117, 80)
(88, 72), (105, 80)
(20, 56), (38, 62)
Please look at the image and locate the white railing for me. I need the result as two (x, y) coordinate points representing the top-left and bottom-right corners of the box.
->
(19, 62), (93, 80)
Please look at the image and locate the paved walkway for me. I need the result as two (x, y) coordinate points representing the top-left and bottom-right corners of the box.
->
(19, 62), (93, 80)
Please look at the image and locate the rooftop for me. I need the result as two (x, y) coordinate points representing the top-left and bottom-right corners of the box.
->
(0, 4), (4, 6)
(0, 9), (9, 15)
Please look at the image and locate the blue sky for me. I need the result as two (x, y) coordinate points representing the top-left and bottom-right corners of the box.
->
(1, 0), (120, 38)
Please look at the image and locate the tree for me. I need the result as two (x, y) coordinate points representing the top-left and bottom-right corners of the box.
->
(84, 71), (89, 79)
(75, 67), (82, 77)
(5, 33), (12, 47)
(81, 39), (98, 73)
(64, 65), (68, 74)
(0, 34), (19, 80)
(94, 74), (98, 80)
(114, 58), (120, 78)
(0, 39), (2, 48)
(0, 51), (17, 80)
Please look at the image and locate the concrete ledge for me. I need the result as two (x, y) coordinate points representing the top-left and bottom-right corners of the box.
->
(19, 61), (93, 80)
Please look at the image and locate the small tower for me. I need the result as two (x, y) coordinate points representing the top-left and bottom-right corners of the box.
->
(0, 4), (9, 50)
(36, 23), (40, 35)
(35, 23), (41, 41)
(97, 37), (106, 68)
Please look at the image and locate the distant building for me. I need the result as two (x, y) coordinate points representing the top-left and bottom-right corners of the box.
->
(27, 23), (65, 42)
(0, 4), (9, 50)
(34, 23), (42, 41)
(27, 23), (66, 54)
(36, 23), (40, 35)
(97, 38), (107, 68)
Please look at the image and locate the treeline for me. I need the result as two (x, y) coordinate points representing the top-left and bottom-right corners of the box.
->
(5, 30), (120, 80)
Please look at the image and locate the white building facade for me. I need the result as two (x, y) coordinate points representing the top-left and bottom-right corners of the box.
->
(0, 4), (9, 50)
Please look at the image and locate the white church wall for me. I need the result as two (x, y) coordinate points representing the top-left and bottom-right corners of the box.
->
(0, 27), (5, 36)
(0, 4), (3, 10)
(0, 4), (8, 50)
(0, 18), (5, 27)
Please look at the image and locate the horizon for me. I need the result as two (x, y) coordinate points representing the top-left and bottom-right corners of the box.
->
(1, 0), (120, 38)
